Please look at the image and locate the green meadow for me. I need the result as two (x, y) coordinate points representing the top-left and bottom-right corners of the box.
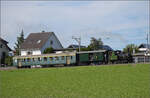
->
(0, 64), (150, 98)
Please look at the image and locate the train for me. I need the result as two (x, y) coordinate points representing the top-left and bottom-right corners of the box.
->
(13, 50), (133, 68)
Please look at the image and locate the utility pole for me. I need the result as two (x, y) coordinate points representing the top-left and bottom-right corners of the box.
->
(147, 32), (148, 49)
(149, 31), (150, 46)
(72, 36), (81, 52)
(145, 32), (149, 63)
(0, 30), (1, 67)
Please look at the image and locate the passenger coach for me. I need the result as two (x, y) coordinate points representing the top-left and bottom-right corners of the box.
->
(13, 52), (76, 68)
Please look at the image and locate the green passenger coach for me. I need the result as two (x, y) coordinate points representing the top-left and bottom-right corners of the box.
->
(76, 50), (106, 65)
(13, 52), (76, 68)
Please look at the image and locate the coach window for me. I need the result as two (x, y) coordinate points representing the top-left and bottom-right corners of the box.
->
(17, 59), (20, 62)
(44, 57), (47, 61)
(34, 58), (38, 61)
(22, 59), (25, 62)
(71, 56), (73, 60)
(23, 59), (26, 62)
(32, 58), (35, 62)
(61, 56), (64, 60)
(55, 56), (59, 60)
(38, 57), (42, 61)
(49, 57), (53, 61)
(27, 58), (30, 62)
(37, 58), (39, 61)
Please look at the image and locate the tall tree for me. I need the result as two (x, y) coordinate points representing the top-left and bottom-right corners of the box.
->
(123, 44), (139, 54)
(14, 29), (25, 55)
(88, 37), (103, 50)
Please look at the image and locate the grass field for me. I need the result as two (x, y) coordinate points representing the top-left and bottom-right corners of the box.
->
(0, 64), (150, 98)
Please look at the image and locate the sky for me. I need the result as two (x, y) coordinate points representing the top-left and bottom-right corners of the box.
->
(1, 1), (149, 50)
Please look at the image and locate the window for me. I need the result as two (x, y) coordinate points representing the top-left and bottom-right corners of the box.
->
(55, 56), (59, 60)
(32, 58), (35, 62)
(38, 57), (42, 61)
(27, 58), (31, 62)
(0, 44), (2, 48)
(27, 51), (32, 55)
(70, 56), (72, 59)
(49, 57), (53, 61)
(17, 59), (20, 62)
(61, 56), (65, 60)
(37, 40), (41, 44)
(21, 59), (24, 62)
(50, 40), (53, 45)
(34, 58), (38, 61)
(44, 57), (47, 61)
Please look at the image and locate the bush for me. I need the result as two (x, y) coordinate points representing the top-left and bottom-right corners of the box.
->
(5, 56), (13, 66)
(43, 47), (54, 54)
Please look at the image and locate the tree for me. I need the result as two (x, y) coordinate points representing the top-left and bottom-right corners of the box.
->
(14, 30), (25, 55)
(88, 37), (103, 50)
(43, 47), (54, 54)
(5, 56), (13, 66)
(123, 44), (139, 54)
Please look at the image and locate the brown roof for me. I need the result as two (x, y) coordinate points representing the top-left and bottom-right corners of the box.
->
(21, 32), (53, 50)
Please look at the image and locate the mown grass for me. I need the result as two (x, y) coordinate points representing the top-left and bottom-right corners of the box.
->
(0, 64), (150, 98)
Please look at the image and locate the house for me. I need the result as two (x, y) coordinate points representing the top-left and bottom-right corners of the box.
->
(132, 43), (150, 63)
(68, 44), (86, 49)
(133, 52), (150, 63)
(20, 31), (63, 56)
(0, 38), (11, 65)
(138, 43), (150, 52)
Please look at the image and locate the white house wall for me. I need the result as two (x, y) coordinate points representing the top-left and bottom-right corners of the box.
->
(32, 50), (41, 55)
(139, 48), (148, 51)
(21, 50), (41, 56)
(21, 51), (27, 56)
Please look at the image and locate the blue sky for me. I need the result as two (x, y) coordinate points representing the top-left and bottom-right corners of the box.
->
(1, 1), (149, 50)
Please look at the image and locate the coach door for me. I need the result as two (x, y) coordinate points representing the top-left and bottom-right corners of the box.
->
(66, 56), (71, 65)
(18, 59), (22, 67)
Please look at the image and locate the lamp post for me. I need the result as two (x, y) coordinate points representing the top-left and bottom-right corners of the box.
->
(72, 36), (81, 52)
